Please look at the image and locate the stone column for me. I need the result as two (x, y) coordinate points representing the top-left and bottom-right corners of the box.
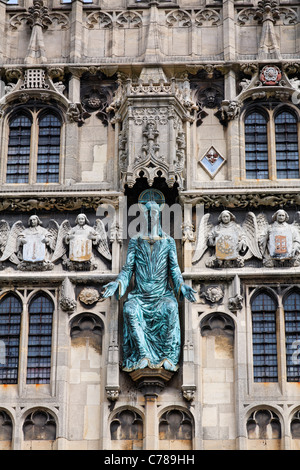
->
(223, 0), (236, 62)
(70, 0), (83, 63)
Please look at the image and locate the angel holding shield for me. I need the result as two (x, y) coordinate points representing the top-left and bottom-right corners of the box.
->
(51, 213), (111, 270)
(258, 209), (300, 267)
(0, 215), (58, 270)
(192, 210), (262, 268)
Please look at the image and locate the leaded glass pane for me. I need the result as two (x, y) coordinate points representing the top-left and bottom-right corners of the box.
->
(26, 295), (53, 384)
(6, 115), (31, 183)
(0, 295), (22, 384)
(245, 112), (269, 179)
(36, 114), (61, 183)
(284, 292), (300, 382)
(275, 111), (299, 179)
(251, 293), (278, 382)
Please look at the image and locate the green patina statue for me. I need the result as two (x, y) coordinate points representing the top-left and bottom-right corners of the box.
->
(103, 193), (196, 372)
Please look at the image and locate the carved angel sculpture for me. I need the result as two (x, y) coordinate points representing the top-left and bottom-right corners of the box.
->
(0, 215), (59, 270)
(257, 210), (300, 267)
(192, 210), (262, 268)
(51, 213), (111, 270)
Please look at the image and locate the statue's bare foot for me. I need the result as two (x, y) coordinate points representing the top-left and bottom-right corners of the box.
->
(139, 358), (148, 369)
(163, 359), (175, 371)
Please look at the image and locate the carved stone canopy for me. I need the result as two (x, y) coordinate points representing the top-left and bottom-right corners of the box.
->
(109, 66), (197, 189)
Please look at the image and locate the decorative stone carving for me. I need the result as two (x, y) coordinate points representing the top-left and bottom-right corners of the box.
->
(0, 216), (58, 271)
(179, 192), (300, 210)
(192, 210), (262, 268)
(228, 294), (243, 312)
(181, 385), (196, 402)
(78, 287), (101, 305)
(258, 210), (300, 267)
(260, 65), (282, 86)
(109, 67), (197, 189)
(200, 285), (224, 304)
(0, 195), (121, 214)
(166, 8), (221, 28)
(60, 277), (76, 312)
(51, 213), (112, 271)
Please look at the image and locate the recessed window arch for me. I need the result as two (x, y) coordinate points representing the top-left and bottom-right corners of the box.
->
(26, 293), (54, 384)
(251, 290), (278, 382)
(244, 110), (269, 179)
(0, 293), (22, 384)
(244, 104), (300, 180)
(6, 107), (62, 185)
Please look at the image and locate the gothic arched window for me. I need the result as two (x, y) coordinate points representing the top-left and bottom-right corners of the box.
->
(251, 292), (278, 382)
(0, 294), (22, 384)
(27, 294), (54, 384)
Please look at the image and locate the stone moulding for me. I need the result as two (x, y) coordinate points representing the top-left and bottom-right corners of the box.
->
(0, 189), (299, 213)
(179, 191), (300, 209)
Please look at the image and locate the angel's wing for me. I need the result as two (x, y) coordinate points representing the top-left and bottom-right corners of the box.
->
(94, 219), (112, 261)
(0, 221), (24, 264)
(293, 212), (300, 232)
(46, 219), (59, 252)
(192, 213), (212, 264)
(51, 220), (71, 263)
(242, 212), (262, 260)
(255, 213), (269, 255)
(0, 220), (10, 255)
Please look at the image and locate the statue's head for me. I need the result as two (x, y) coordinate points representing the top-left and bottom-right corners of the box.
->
(28, 215), (42, 227)
(75, 213), (90, 226)
(218, 210), (235, 224)
(144, 201), (162, 236)
(272, 209), (289, 223)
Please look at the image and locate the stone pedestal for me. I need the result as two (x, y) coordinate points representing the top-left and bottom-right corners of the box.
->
(129, 368), (174, 450)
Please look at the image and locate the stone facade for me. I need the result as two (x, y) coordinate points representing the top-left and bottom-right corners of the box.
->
(0, 0), (299, 451)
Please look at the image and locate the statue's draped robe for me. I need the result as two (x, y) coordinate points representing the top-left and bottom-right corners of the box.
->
(116, 235), (184, 371)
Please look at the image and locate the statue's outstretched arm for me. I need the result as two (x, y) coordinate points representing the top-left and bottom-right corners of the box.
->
(103, 238), (137, 299)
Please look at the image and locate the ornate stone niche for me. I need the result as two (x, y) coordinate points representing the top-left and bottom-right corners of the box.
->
(109, 67), (197, 189)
